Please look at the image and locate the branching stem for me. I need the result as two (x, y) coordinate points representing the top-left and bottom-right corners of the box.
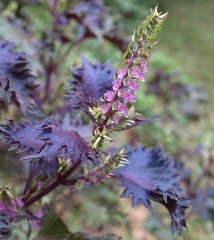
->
(24, 159), (81, 207)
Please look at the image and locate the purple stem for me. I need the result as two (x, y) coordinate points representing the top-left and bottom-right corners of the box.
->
(24, 159), (81, 207)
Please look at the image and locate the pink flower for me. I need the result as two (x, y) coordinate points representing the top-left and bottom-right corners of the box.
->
(140, 61), (147, 73)
(125, 58), (132, 65)
(128, 94), (135, 103)
(104, 91), (115, 102)
(113, 114), (120, 124)
(0, 203), (14, 214)
(112, 79), (122, 91)
(127, 80), (140, 94)
(0, 202), (8, 213)
(130, 67), (145, 81)
(117, 69), (126, 79)
(0, 197), (23, 219)
(117, 102), (128, 118)
(0, 202), (16, 218)
(101, 103), (111, 113)
(122, 89), (136, 103)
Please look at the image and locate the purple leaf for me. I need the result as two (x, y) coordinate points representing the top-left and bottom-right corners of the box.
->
(22, 123), (99, 166)
(0, 120), (44, 154)
(29, 157), (58, 180)
(66, 55), (115, 111)
(0, 213), (11, 238)
(0, 41), (39, 115)
(63, 0), (127, 51)
(0, 118), (95, 167)
(67, 0), (109, 38)
(0, 119), (61, 180)
(61, 114), (91, 141)
(114, 146), (189, 234)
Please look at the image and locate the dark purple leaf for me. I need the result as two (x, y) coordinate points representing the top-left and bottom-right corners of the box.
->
(29, 157), (58, 180)
(0, 120), (44, 154)
(0, 40), (39, 115)
(61, 114), (91, 140)
(22, 124), (99, 166)
(0, 214), (11, 238)
(114, 146), (189, 234)
(0, 118), (59, 180)
(66, 55), (115, 111)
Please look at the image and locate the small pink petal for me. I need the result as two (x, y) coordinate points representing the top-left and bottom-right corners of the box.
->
(117, 102), (128, 118)
(140, 61), (148, 72)
(127, 80), (140, 94)
(104, 90), (115, 101)
(113, 114), (120, 124)
(125, 58), (132, 65)
(117, 69), (126, 79)
(101, 103), (111, 113)
(122, 89), (136, 103)
(112, 79), (122, 91)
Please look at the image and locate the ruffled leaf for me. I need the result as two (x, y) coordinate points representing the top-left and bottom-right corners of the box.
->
(61, 114), (92, 141)
(66, 55), (115, 111)
(0, 120), (44, 154)
(0, 119), (59, 179)
(22, 124), (99, 167)
(114, 146), (189, 234)
(0, 40), (39, 115)
(0, 118), (98, 167)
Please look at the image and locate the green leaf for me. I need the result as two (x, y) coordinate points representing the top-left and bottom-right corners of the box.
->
(35, 210), (71, 239)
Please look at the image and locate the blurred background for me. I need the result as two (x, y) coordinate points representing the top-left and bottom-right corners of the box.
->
(0, 0), (213, 239)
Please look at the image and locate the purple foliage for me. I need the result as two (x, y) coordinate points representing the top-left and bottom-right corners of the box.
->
(0, 120), (44, 154)
(67, 0), (109, 38)
(60, 0), (127, 51)
(114, 146), (189, 234)
(66, 55), (115, 110)
(60, 114), (92, 141)
(0, 198), (23, 219)
(29, 157), (58, 180)
(0, 119), (61, 179)
(0, 41), (39, 115)
(22, 123), (99, 166)
(0, 214), (11, 238)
